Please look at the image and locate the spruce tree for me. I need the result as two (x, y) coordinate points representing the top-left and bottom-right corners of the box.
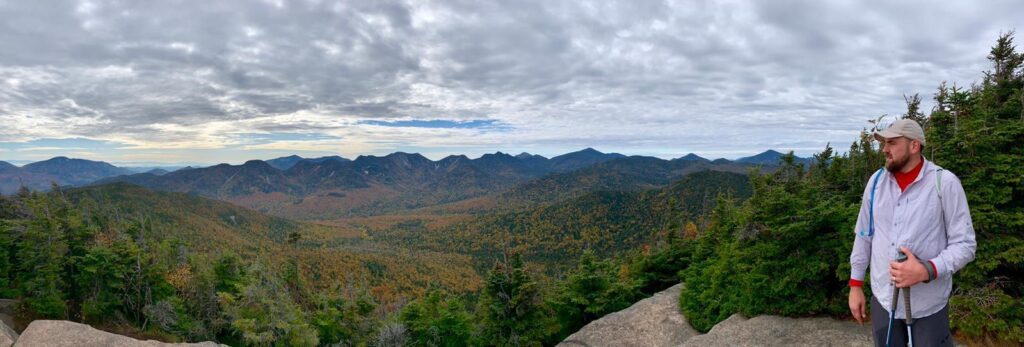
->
(477, 253), (547, 347)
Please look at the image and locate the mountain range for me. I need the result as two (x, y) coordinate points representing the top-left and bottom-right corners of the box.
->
(2, 149), (812, 217)
(0, 156), (133, 194)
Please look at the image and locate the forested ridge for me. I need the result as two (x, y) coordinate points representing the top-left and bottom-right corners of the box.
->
(0, 33), (1019, 347)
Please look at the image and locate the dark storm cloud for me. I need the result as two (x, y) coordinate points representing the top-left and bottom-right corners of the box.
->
(0, 0), (1020, 161)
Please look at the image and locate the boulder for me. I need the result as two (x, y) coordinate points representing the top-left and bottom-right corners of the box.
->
(678, 314), (873, 347)
(13, 320), (225, 347)
(0, 299), (17, 332)
(0, 317), (16, 347)
(557, 283), (699, 347)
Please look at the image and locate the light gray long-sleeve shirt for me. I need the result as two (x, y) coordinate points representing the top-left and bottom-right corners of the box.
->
(849, 158), (976, 319)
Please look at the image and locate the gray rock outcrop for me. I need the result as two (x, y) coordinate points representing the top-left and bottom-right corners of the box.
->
(557, 283), (699, 347)
(13, 320), (226, 347)
(558, 283), (887, 347)
(678, 314), (872, 347)
(0, 299), (17, 333)
(0, 318), (16, 347)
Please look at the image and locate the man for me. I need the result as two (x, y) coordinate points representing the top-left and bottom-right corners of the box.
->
(847, 119), (976, 347)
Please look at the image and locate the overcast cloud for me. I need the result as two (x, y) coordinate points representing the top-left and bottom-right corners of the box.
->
(0, 0), (1019, 164)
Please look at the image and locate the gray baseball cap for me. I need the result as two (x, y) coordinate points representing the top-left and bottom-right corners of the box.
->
(873, 119), (926, 146)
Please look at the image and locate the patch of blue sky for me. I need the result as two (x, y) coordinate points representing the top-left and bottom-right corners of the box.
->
(361, 119), (508, 130)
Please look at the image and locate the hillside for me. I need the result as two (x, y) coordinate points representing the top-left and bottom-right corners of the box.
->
(425, 156), (759, 215)
(66, 182), (305, 250)
(360, 170), (752, 274)
(60, 183), (481, 297)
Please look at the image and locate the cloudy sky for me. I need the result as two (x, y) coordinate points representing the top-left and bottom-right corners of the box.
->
(0, 0), (1019, 165)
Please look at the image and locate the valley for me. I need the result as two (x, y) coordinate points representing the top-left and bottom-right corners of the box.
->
(1, 148), (779, 295)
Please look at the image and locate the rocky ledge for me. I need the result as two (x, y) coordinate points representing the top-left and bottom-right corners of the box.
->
(0, 319), (224, 347)
(558, 283), (880, 347)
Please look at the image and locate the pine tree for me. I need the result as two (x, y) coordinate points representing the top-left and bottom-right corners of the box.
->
(927, 32), (1024, 343)
(400, 289), (472, 347)
(17, 191), (69, 319)
(477, 253), (548, 347)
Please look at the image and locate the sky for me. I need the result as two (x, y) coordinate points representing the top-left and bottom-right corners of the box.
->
(0, 0), (1020, 165)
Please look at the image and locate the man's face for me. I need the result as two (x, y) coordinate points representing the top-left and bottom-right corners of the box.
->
(882, 137), (915, 172)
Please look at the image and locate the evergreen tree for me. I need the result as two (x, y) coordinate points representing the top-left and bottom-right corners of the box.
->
(477, 253), (548, 347)
(548, 250), (640, 341)
(219, 261), (319, 347)
(400, 289), (473, 347)
(0, 219), (17, 298)
(17, 191), (69, 319)
(927, 31), (1024, 343)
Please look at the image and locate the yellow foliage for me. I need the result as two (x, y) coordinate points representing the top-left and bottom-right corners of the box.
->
(166, 264), (192, 292)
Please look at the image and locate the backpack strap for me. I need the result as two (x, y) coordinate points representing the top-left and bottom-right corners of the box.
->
(863, 168), (885, 237)
(936, 169), (947, 232)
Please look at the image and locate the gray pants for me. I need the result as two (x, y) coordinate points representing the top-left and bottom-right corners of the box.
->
(871, 296), (954, 347)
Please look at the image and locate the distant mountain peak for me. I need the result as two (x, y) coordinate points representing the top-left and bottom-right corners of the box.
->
(241, 159), (270, 167)
(481, 151), (515, 159)
(8, 156), (132, 191)
(311, 155), (348, 161)
(266, 156), (304, 170)
(676, 153), (709, 162)
(548, 148), (626, 172)
(515, 152), (548, 160)
(556, 147), (626, 159)
(385, 151), (426, 159)
(735, 149), (812, 166)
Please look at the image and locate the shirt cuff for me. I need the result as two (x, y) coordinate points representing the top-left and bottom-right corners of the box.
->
(849, 279), (864, 287)
(929, 258), (945, 280)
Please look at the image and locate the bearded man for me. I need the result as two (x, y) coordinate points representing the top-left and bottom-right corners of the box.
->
(847, 119), (976, 347)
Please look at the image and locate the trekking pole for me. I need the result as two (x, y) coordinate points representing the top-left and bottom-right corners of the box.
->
(885, 250), (909, 347)
(904, 261), (915, 347)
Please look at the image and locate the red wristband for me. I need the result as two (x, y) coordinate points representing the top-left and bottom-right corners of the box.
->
(849, 279), (864, 287)
(929, 260), (938, 278)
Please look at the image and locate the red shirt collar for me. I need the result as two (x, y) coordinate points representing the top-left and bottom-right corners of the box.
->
(894, 156), (924, 192)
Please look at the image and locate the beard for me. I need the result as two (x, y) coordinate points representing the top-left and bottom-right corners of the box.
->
(885, 153), (910, 172)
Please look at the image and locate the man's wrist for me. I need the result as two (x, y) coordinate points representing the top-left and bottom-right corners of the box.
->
(920, 260), (936, 283)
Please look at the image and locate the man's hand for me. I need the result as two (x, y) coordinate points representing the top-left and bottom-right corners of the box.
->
(848, 286), (867, 325)
(889, 246), (929, 288)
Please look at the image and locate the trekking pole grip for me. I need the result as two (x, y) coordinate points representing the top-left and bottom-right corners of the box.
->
(897, 250), (914, 325)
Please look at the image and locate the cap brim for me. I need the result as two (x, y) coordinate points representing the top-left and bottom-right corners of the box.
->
(873, 129), (902, 142)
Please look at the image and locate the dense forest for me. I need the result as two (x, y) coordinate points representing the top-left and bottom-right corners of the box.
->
(0, 33), (1020, 346)
(0, 175), (736, 346)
